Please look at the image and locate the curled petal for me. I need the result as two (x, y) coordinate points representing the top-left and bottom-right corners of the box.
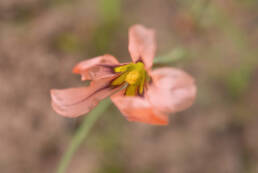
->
(128, 24), (156, 69)
(111, 90), (168, 125)
(147, 68), (196, 114)
(73, 54), (119, 81)
(51, 78), (118, 117)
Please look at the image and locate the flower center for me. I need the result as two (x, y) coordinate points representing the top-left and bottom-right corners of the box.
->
(125, 70), (140, 85)
(111, 62), (148, 96)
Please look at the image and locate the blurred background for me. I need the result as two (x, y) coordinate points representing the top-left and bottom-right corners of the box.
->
(1, 0), (258, 172)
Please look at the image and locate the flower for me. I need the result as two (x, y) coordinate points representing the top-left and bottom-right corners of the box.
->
(50, 24), (196, 125)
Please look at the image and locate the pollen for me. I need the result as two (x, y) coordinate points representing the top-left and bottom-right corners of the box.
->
(125, 70), (140, 85)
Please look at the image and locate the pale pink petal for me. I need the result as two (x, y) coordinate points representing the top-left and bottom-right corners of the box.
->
(111, 90), (168, 125)
(73, 54), (119, 81)
(147, 67), (196, 114)
(51, 78), (118, 117)
(128, 24), (156, 69)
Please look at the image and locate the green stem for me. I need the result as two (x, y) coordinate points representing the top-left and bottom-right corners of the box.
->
(56, 99), (111, 173)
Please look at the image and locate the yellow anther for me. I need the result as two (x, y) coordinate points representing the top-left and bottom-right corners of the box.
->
(114, 64), (131, 73)
(125, 84), (138, 96)
(125, 70), (140, 85)
(111, 72), (127, 86)
(138, 71), (146, 94)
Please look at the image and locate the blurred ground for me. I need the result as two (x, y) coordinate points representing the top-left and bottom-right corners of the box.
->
(0, 0), (258, 173)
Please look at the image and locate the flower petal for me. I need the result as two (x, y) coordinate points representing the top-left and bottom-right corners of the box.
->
(128, 24), (156, 69)
(51, 78), (118, 117)
(147, 67), (196, 114)
(73, 54), (119, 81)
(111, 90), (168, 125)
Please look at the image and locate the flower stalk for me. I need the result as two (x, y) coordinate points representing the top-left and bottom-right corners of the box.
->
(56, 99), (111, 173)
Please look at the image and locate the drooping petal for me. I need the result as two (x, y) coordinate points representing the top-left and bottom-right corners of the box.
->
(51, 78), (118, 117)
(111, 90), (168, 125)
(73, 54), (119, 81)
(128, 24), (156, 69)
(147, 68), (196, 114)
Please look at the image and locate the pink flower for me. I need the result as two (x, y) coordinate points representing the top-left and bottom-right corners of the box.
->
(50, 24), (196, 125)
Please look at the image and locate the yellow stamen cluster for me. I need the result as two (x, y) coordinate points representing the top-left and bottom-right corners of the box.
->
(125, 70), (140, 85)
(111, 62), (147, 96)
